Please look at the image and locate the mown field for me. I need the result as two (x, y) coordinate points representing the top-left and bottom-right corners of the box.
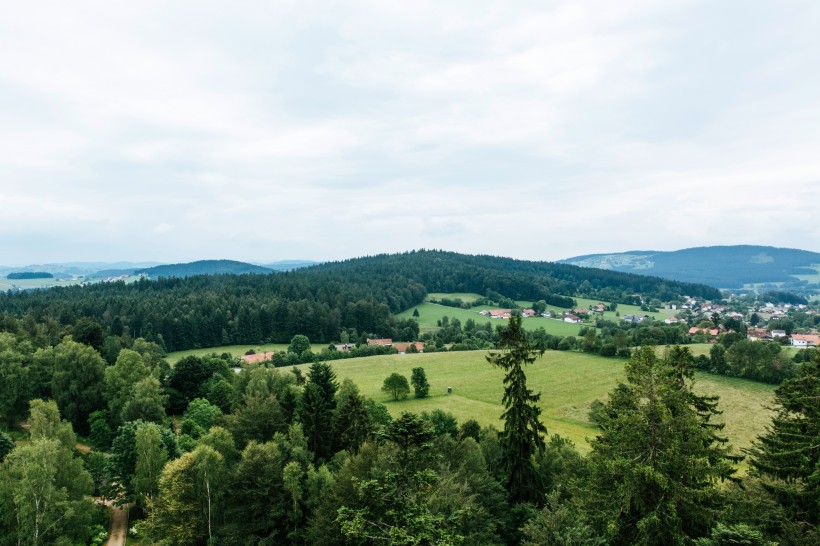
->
(291, 350), (775, 458)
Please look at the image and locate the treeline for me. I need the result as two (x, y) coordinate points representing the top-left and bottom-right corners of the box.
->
(6, 271), (53, 279)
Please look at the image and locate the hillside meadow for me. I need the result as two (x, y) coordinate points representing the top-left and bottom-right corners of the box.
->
(288, 349), (774, 458)
(399, 292), (679, 337)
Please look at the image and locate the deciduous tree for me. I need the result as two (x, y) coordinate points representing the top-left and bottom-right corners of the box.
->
(382, 372), (410, 401)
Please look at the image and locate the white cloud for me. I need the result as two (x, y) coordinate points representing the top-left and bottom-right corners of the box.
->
(0, 1), (818, 264)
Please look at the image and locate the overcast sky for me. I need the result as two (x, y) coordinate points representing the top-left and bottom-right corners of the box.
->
(1, 1), (819, 266)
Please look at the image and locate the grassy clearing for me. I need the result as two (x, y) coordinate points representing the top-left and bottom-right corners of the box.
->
(166, 343), (293, 365)
(294, 349), (774, 457)
(425, 292), (484, 303)
(397, 302), (586, 337)
(400, 292), (678, 339)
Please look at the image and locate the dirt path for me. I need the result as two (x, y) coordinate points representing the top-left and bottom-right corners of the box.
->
(103, 501), (130, 546)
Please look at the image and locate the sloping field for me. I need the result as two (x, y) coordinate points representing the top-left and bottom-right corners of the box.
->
(295, 350), (775, 456)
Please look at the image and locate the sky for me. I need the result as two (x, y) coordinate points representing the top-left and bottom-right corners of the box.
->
(1, 1), (819, 266)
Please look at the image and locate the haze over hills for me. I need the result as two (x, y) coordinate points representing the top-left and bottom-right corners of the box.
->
(560, 245), (820, 294)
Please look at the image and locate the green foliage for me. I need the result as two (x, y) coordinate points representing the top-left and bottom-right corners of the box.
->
(423, 409), (458, 438)
(224, 393), (286, 448)
(149, 445), (226, 544)
(0, 431), (13, 462)
(288, 334), (312, 355)
(584, 346), (739, 545)
(725, 340), (795, 384)
(0, 401), (96, 545)
(121, 376), (167, 424)
(109, 420), (179, 504)
(134, 422), (168, 509)
(411, 366), (430, 398)
(104, 348), (149, 426)
(333, 379), (372, 454)
(382, 372), (411, 401)
(695, 523), (773, 546)
(87, 410), (113, 450)
(50, 338), (107, 434)
(183, 398), (223, 433)
(486, 315), (547, 504)
(522, 492), (604, 546)
(167, 355), (231, 414)
(0, 332), (32, 427)
(300, 362), (338, 461)
(747, 352), (820, 534)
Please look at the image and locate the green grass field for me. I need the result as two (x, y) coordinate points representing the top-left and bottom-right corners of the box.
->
(293, 350), (774, 458)
(166, 343), (294, 365)
(398, 302), (586, 337)
(400, 292), (678, 338)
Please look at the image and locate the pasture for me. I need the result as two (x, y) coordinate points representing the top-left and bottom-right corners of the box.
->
(166, 343), (294, 365)
(293, 349), (775, 458)
(399, 292), (680, 338)
(398, 301), (585, 337)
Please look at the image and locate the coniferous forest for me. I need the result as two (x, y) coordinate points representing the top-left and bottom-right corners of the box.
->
(0, 252), (817, 545)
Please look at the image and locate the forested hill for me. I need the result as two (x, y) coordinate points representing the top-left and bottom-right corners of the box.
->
(305, 250), (721, 301)
(137, 259), (273, 278)
(0, 250), (719, 352)
(561, 245), (820, 290)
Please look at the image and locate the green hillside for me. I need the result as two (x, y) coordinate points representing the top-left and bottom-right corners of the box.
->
(290, 350), (774, 456)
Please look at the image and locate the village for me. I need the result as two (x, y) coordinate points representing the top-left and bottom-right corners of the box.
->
(477, 293), (820, 349)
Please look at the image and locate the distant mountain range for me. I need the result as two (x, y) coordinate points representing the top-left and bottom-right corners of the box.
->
(560, 245), (820, 294)
(0, 259), (319, 287)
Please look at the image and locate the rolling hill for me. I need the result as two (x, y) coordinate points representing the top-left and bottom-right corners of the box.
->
(136, 259), (274, 278)
(561, 245), (820, 294)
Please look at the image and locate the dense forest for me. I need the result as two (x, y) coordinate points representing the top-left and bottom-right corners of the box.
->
(0, 250), (720, 353)
(1, 314), (818, 545)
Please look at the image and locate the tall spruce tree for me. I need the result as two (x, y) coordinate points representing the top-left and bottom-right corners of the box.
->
(584, 346), (738, 545)
(748, 352), (820, 538)
(299, 361), (338, 461)
(486, 315), (547, 504)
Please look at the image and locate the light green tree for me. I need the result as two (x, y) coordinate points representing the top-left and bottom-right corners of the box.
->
(134, 422), (168, 509)
(382, 372), (410, 401)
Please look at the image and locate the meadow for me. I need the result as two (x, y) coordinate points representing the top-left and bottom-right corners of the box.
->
(398, 291), (678, 337)
(290, 349), (775, 458)
(165, 343), (294, 365)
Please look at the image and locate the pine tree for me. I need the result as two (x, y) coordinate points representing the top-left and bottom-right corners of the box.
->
(486, 315), (547, 504)
(747, 352), (820, 536)
(584, 346), (739, 545)
(299, 362), (338, 461)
